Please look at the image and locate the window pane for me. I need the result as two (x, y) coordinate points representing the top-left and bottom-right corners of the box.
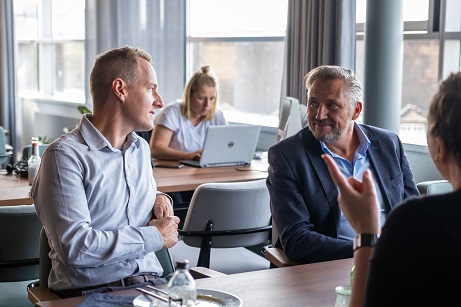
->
(14, 0), (38, 39)
(442, 40), (461, 78)
(51, 0), (85, 39)
(53, 42), (85, 101)
(355, 39), (438, 145)
(445, 0), (461, 32)
(400, 40), (438, 145)
(17, 43), (39, 95)
(189, 0), (288, 37)
(189, 41), (284, 126)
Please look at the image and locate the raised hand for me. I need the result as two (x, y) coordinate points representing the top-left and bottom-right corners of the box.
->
(321, 154), (381, 234)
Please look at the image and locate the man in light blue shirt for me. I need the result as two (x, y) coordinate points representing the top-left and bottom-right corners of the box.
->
(31, 46), (180, 297)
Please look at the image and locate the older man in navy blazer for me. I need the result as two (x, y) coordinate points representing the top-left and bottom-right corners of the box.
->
(267, 65), (419, 264)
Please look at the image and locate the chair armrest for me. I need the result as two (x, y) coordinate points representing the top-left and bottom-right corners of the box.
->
(27, 285), (61, 305)
(263, 246), (300, 268)
(179, 225), (272, 237)
(189, 266), (227, 279)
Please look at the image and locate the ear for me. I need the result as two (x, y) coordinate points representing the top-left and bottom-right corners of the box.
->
(112, 78), (127, 102)
(434, 137), (448, 162)
(351, 102), (362, 120)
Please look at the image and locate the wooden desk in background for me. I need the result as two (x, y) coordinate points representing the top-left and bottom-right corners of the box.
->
(0, 170), (33, 206)
(153, 158), (268, 193)
(0, 158), (268, 206)
(35, 258), (353, 307)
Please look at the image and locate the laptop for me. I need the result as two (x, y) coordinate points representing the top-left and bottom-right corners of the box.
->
(179, 124), (261, 167)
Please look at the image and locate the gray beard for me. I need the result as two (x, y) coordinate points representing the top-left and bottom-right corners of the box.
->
(308, 117), (353, 142)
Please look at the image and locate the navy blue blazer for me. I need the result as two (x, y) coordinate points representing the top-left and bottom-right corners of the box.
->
(267, 124), (419, 264)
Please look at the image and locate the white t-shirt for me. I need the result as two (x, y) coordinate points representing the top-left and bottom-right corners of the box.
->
(154, 102), (227, 152)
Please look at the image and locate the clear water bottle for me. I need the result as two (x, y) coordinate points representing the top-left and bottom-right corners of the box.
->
(28, 137), (41, 186)
(167, 259), (196, 307)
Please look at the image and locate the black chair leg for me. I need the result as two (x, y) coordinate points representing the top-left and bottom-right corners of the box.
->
(197, 220), (213, 267)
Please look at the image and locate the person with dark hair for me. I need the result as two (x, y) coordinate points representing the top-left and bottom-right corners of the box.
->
(267, 65), (419, 264)
(323, 71), (461, 306)
(149, 65), (227, 161)
(31, 46), (180, 297)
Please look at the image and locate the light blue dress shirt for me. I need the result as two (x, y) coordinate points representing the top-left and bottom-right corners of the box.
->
(31, 115), (165, 290)
(321, 123), (386, 241)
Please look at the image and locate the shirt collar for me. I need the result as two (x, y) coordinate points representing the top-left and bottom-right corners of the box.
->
(320, 122), (371, 156)
(78, 114), (141, 151)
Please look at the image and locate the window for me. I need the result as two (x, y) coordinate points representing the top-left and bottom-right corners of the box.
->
(187, 0), (288, 127)
(14, 0), (85, 103)
(356, 0), (461, 145)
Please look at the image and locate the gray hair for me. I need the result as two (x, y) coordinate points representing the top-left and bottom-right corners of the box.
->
(304, 65), (363, 108)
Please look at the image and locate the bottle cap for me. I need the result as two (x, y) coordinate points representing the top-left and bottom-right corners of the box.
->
(175, 259), (190, 270)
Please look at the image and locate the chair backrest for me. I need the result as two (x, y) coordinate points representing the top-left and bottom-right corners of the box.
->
(0, 205), (42, 282)
(417, 180), (453, 195)
(276, 97), (303, 142)
(39, 227), (51, 287)
(38, 227), (175, 287)
(182, 179), (271, 248)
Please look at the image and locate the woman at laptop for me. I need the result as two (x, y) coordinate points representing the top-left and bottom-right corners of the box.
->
(150, 66), (227, 161)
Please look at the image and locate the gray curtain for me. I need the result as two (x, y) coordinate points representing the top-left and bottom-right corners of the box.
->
(282, 0), (356, 107)
(0, 0), (19, 157)
(85, 0), (186, 106)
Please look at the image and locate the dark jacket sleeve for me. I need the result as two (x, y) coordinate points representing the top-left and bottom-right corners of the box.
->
(266, 131), (353, 264)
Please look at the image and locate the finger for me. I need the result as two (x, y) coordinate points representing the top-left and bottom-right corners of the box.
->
(170, 215), (180, 224)
(321, 154), (349, 189)
(361, 169), (377, 196)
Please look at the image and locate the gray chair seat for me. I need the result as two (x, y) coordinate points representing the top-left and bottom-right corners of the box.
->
(170, 179), (272, 274)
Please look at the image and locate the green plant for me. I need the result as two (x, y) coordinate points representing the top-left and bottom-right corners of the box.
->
(77, 106), (92, 114)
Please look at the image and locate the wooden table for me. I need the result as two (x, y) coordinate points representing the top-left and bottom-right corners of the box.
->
(153, 157), (268, 193)
(36, 258), (354, 307)
(0, 158), (268, 206)
(0, 170), (33, 206)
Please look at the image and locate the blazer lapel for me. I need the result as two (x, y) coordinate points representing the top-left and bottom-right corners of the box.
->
(303, 130), (341, 221)
(367, 138), (392, 210)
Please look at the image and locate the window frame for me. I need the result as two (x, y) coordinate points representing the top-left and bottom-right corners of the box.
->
(14, 0), (85, 104)
(185, 0), (288, 128)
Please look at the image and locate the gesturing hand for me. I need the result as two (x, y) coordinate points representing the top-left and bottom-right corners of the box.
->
(321, 154), (381, 234)
(149, 216), (180, 248)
